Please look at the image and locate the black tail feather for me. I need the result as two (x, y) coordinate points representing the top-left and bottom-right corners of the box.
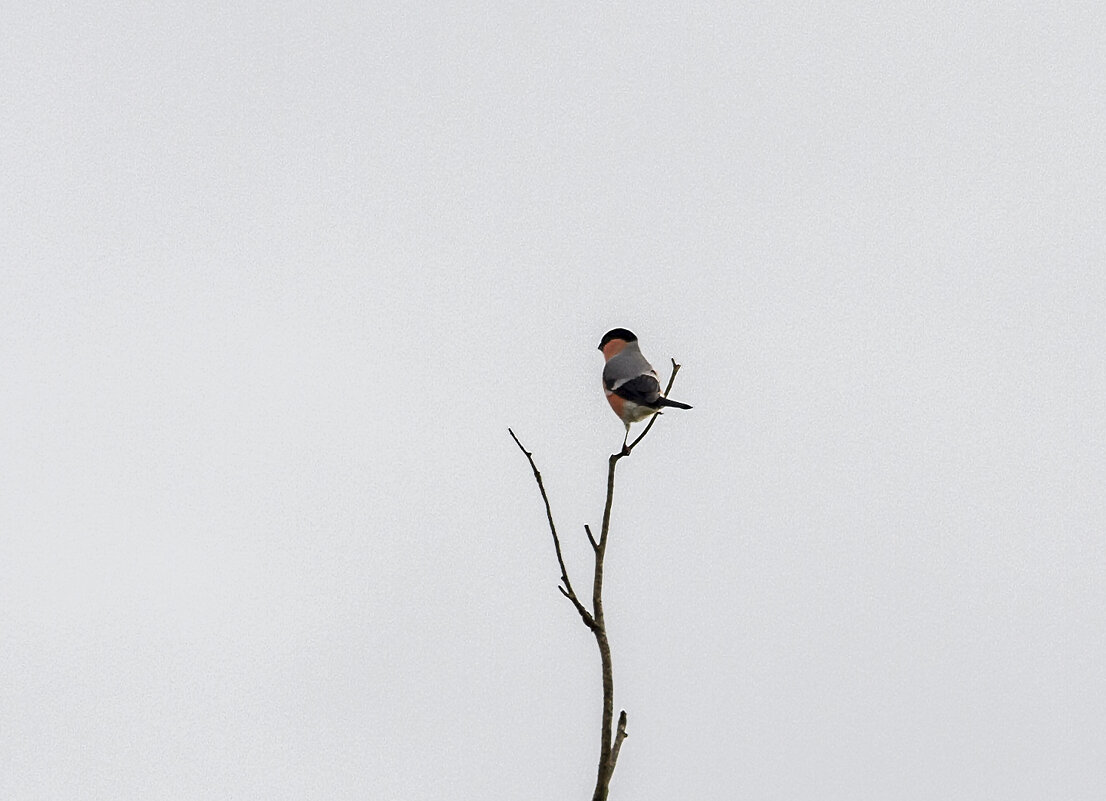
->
(654, 397), (692, 410)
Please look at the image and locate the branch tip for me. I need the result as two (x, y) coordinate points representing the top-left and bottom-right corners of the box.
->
(508, 427), (531, 458)
(608, 709), (629, 775)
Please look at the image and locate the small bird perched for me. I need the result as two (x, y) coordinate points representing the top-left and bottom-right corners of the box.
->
(598, 328), (692, 448)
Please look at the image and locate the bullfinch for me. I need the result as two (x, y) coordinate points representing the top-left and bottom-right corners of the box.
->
(598, 328), (692, 446)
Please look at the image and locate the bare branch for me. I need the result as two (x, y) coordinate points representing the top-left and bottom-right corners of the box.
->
(559, 584), (597, 630)
(590, 357), (682, 800)
(608, 710), (629, 774)
(508, 428), (588, 619)
(590, 456), (618, 801)
(510, 357), (682, 801)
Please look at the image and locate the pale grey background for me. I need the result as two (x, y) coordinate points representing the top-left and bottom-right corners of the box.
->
(3, 2), (1104, 799)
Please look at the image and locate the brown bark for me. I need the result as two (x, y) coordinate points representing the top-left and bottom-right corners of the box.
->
(510, 359), (682, 800)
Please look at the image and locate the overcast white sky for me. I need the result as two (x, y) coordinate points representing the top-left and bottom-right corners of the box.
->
(3, 2), (1104, 799)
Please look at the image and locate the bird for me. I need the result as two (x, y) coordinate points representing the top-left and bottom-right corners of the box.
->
(598, 328), (692, 449)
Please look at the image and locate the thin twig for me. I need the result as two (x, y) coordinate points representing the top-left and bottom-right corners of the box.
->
(584, 524), (598, 552)
(509, 428), (596, 630)
(558, 584), (596, 629)
(608, 710), (629, 774)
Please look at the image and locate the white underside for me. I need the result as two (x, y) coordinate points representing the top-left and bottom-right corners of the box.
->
(620, 400), (659, 424)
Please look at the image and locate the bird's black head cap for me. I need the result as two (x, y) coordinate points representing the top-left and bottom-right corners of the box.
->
(598, 328), (638, 350)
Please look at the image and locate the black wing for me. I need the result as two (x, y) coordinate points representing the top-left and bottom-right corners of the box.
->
(607, 373), (662, 405)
